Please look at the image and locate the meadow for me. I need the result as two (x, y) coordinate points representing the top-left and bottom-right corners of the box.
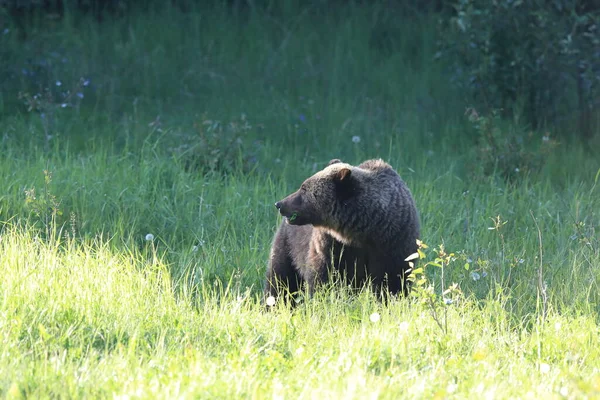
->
(1, 2), (599, 398)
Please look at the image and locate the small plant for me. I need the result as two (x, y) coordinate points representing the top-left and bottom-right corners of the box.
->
(171, 113), (262, 174)
(24, 169), (64, 240)
(18, 78), (89, 151)
(466, 108), (559, 182)
(407, 240), (463, 335)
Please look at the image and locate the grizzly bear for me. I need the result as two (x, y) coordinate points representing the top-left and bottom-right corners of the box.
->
(265, 158), (420, 305)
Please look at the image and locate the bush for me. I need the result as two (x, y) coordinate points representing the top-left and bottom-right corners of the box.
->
(439, 0), (600, 138)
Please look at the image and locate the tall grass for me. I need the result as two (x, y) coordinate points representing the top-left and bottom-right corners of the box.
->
(1, 1), (599, 398)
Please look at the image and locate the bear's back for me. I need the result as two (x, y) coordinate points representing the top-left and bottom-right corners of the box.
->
(357, 158), (392, 172)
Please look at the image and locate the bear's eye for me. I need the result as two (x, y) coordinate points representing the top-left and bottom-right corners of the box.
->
(300, 184), (307, 192)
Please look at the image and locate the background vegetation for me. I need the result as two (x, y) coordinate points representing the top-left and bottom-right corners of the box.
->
(0, 0), (599, 398)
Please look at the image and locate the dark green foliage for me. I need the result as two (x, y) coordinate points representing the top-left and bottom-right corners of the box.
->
(439, 0), (600, 138)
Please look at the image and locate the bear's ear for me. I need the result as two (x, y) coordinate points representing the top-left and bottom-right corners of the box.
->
(328, 159), (342, 166)
(333, 167), (357, 200)
(335, 167), (352, 182)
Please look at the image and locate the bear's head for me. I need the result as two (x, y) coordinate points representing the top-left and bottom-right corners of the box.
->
(275, 159), (358, 227)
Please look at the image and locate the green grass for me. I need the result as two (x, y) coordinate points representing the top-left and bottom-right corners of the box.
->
(1, 1), (600, 398)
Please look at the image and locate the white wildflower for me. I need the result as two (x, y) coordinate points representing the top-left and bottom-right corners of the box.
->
(369, 312), (380, 323)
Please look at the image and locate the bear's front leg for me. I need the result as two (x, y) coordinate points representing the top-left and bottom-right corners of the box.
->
(370, 249), (412, 298)
(303, 233), (333, 295)
(264, 230), (301, 307)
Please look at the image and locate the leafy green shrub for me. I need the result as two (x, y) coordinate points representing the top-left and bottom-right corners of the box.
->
(439, 0), (599, 138)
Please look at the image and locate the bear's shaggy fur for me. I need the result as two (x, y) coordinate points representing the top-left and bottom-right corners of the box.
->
(265, 158), (420, 305)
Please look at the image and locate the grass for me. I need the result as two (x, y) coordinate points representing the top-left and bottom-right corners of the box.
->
(2, 227), (600, 398)
(1, 1), (600, 398)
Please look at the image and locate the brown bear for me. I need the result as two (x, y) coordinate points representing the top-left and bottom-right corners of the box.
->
(264, 158), (420, 305)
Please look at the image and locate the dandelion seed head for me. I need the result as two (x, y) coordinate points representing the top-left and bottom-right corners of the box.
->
(352, 135), (361, 143)
(61, 103), (68, 108)
(539, 363), (551, 374)
(145, 233), (154, 241)
(369, 312), (380, 323)
(447, 383), (458, 394)
(266, 296), (276, 307)
(56, 81), (62, 86)
(399, 321), (409, 332)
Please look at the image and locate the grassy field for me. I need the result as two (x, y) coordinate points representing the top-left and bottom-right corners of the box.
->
(1, 2), (600, 398)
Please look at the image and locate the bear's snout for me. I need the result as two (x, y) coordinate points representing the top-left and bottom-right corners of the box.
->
(275, 198), (293, 217)
(274, 190), (317, 226)
(275, 195), (301, 222)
